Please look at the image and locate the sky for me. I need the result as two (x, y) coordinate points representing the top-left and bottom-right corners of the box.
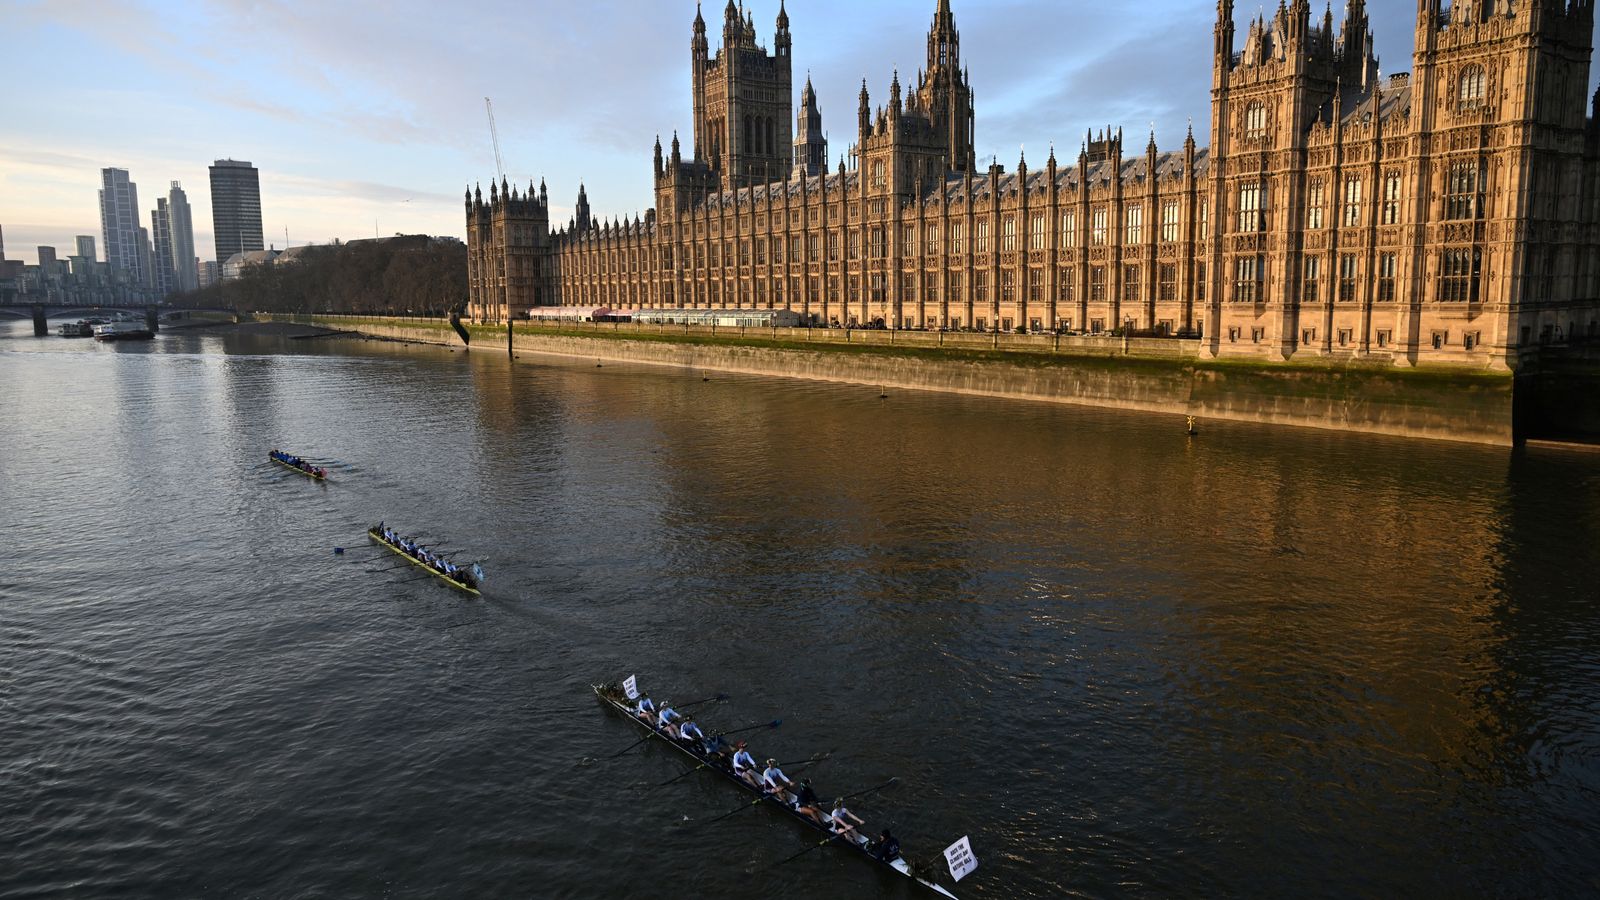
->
(1, 0), (1593, 266)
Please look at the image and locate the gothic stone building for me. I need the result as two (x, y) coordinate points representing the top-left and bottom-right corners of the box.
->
(468, 0), (1600, 369)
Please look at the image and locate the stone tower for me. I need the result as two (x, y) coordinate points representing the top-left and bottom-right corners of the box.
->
(1411, 0), (1597, 365)
(466, 177), (551, 322)
(792, 75), (827, 178)
(692, 0), (794, 188)
(918, 0), (976, 174)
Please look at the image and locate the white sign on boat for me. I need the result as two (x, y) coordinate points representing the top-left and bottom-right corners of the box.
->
(623, 674), (639, 700)
(944, 835), (978, 883)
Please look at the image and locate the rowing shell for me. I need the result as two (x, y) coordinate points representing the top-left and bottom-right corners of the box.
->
(367, 528), (482, 596)
(593, 683), (960, 899)
(270, 456), (327, 481)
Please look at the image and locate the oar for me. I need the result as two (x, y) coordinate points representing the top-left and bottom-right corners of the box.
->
(688, 765), (890, 831)
(609, 717), (777, 761)
(676, 692), (731, 710)
(714, 719), (783, 738)
(659, 747), (832, 788)
(771, 833), (846, 868)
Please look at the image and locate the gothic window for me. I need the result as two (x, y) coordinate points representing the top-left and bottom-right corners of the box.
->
(869, 228), (886, 259)
(1031, 214), (1047, 250)
(1238, 183), (1264, 233)
(1199, 201), (1209, 237)
(1059, 268), (1075, 303)
(1378, 253), (1397, 303)
(1303, 256), (1320, 303)
(1306, 180), (1325, 230)
(755, 239), (767, 265)
(1439, 248), (1482, 302)
(1161, 201), (1180, 243)
(1002, 216), (1017, 252)
(1342, 177), (1363, 228)
(1382, 171), (1402, 225)
(1000, 270), (1015, 303)
(1233, 256), (1261, 303)
(903, 226), (916, 253)
(848, 232), (860, 260)
(1125, 205), (1144, 244)
(1090, 266), (1106, 303)
(904, 272), (917, 302)
(1028, 268), (1043, 303)
(1245, 102), (1267, 139)
(950, 222), (965, 254)
(1197, 262), (1207, 302)
(808, 236), (820, 263)
(948, 274), (963, 305)
(789, 235), (801, 260)
(1459, 65), (1486, 112)
(926, 226), (940, 255)
(1338, 254), (1358, 302)
(828, 234), (840, 262)
(976, 221), (991, 253)
(1159, 264), (1177, 301)
(1124, 265), (1141, 302)
(1445, 161), (1482, 220)
(872, 160), (887, 190)
(975, 271), (989, 304)
(1062, 211), (1076, 245)
(1091, 207), (1108, 245)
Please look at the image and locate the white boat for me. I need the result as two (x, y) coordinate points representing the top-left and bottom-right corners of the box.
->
(94, 321), (155, 341)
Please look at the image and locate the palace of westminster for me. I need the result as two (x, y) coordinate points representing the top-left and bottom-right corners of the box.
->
(467, 0), (1600, 368)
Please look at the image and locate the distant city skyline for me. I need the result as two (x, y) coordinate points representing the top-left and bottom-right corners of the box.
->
(5, 0), (1600, 267)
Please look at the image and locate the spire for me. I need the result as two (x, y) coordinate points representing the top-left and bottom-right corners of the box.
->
(777, 0), (789, 30)
(694, 1), (705, 31)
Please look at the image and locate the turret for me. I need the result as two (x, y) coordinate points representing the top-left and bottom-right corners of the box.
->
(1215, 0), (1236, 69)
(575, 182), (591, 231)
(776, 0), (791, 57)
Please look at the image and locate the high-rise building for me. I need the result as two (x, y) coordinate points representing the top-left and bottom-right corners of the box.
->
(99, 168), (144, 283)
(75, 235), (97, 262)
(36, 245), (58, 273)
(164, 182), (198, 292)
(0, 224), (7, 261)
(134, 226), (155, 290)
(209, 159), (263, 264)
(198, 260), (220, 289)
(151, 201), (175, 296)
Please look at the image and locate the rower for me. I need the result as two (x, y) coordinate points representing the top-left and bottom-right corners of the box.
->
(762, 759), (796, 806)
(635, 696), (657, 724)
(730, 741), (760, 788)
(678, 716), (707, 748)
(829, 798), (867, 846)
(791, 778), (826, 826)
(870, 829), (901, 862)
(657, 704), (683, 738)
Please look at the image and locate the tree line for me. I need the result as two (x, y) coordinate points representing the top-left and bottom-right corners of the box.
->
(176, 237), (467, 315)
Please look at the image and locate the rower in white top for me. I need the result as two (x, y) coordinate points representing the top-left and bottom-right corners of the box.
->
(830, 798), (868, 846)
(657, 704), (682, 738)
(762, 759), (796, 806)
(678, 716), (707, 749)
(731, 742), (761, 789)
(634, 696), (657, 724)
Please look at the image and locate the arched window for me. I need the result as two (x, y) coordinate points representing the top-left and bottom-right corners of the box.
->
(1245, 102), (1267, 139)
(1459, 65), (1486, 111)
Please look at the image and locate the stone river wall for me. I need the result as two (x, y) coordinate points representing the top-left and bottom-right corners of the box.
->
(276, 315), (1518, 446)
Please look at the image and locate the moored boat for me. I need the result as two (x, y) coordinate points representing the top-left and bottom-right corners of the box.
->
(593, 680), (961, 898)
(269, 449), (328, 480)
(57, 321), (93, 337)
(368, 525), (484, 596)
(93, 321), (155, 341)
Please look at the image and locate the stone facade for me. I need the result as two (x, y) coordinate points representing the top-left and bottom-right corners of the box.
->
(468, 0), (1600, 369)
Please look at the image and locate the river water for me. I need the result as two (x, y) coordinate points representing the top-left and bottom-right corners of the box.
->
(2, 318), (1598, 899)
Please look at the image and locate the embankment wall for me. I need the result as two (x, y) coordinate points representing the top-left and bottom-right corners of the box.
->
(279, 315), (1517, 446)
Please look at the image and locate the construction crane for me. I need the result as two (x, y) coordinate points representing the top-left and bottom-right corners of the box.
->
(485, 97), (505, 183)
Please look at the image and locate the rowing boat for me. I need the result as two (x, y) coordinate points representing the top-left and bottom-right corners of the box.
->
(593, 682), (960, 898)
(367, 527), (483, 596)
(270, 455), (327, 480)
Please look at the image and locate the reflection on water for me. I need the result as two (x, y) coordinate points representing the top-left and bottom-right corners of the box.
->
(1, 319), (1597, 898)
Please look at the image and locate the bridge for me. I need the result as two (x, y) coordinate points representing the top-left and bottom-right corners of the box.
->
(0, 304), (237, 321)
